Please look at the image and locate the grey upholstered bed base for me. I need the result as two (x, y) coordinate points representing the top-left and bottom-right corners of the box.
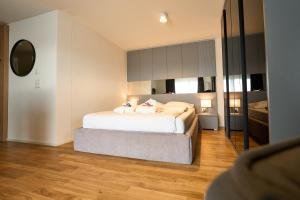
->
(74, 117), (198, 164)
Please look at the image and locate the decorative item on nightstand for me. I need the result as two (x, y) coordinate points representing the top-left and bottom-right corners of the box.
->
(230, 99), (240, 113)
(200, 99), (211, 113)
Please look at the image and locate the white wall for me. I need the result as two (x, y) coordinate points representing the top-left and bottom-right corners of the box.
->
(56, 11), (72, 145)
(127, 81), (151, 95)
(8, 11), (58, 145)
(8, 11), (127, 146)
(264, 0), (300, 143)
(57, 12), (127, 144)
(215, 38), (225, 127)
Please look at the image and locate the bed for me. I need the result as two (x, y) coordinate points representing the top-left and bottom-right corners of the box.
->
(74, 101), (199, 164)
(82, 108), (195, 134)
(248, 100), (269, 144)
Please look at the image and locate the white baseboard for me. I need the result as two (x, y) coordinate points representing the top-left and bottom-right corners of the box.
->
(56, 138), (73, 146)
(7, 138), (57, 146)
(7, 137), (73, 147)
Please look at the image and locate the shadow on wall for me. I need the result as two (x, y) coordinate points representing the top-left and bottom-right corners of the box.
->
(11, 88), (56, 144)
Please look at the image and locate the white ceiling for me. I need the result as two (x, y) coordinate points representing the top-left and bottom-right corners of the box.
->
(0, 0), (225, 50)
(0, 0), (53, 24)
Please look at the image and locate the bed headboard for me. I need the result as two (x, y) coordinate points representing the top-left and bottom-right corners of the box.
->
(229, 91), (267, 103)
(128, 93), (218, 114)
(228, 91), (267, 115)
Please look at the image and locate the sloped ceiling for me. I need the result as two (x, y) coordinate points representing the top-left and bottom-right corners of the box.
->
(0, 0), (225, 50)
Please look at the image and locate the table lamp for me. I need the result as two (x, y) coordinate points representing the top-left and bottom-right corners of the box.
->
(201, 99), (212, 113)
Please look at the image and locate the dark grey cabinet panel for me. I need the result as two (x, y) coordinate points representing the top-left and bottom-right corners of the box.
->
(167, 45), (182, 79)
(153, 47), (167, 80)
(232, 37), (242, 75)
(127, 51), (140, 82)
(227, 37), (235, 76)
(182, 43), (199, 78)
(198, 40), (216, 77)
(140, 49), (153, 80)
(127, 40), (217, 81)
(255, 33), (266, 74)
(226, 37), (242, 75)
(230, 114), (243, 131)
(245, 35), (257, 74)
(230, 34), (266, 76)
(238, 33), (266, 75)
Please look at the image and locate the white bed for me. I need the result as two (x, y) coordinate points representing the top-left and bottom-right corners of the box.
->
(83, 108), (195, 134)
(75, 101), (199, 164)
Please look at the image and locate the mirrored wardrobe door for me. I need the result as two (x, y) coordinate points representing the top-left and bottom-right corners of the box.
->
(221, 9), (230, 138)
(244, 0), (269, 149)
(222, 0), (250, 153)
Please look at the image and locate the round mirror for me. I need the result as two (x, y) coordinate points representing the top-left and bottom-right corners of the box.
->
(10, 40), (36, 77)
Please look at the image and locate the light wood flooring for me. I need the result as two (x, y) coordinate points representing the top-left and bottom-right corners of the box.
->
(0, 130), (236, 200)
(230, 131), (260, 154)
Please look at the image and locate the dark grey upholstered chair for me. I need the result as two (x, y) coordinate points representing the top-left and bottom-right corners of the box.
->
(206, 136), (300, 200)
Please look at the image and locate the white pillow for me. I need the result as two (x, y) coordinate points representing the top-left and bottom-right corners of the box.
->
(163, 106), (187, 113)
(165, 101), (194, 109)
(253, 100), (268, 109)
(136, 105), (157, 114)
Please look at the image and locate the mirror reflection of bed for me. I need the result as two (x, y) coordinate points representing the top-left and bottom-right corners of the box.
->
(248, 100), (269, 145)
(230, 99), (269, 154)
(227, 90), (269, 153)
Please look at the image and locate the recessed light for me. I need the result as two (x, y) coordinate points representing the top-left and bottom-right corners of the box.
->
(160, 12), (168, 24)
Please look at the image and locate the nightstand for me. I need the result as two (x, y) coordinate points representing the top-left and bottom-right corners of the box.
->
(198, 113), (219, 131)
(230, 113), (243, 131)
(225, 113), (244, 131)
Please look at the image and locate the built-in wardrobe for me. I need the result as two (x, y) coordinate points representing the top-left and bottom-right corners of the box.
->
(126, 40), (219, 130)
(127, 41), (216, 82)
(222, 0), (268, 153)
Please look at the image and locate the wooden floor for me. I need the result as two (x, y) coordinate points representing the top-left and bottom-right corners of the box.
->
(0, 130), (236, 200)
(230, 131), (260, 154)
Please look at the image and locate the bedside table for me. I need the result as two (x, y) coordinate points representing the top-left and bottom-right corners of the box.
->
(198, 113), (219, 131)
(229, 113), (243, 131)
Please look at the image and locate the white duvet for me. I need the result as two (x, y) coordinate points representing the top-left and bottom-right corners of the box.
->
(83, 108), (195, 134)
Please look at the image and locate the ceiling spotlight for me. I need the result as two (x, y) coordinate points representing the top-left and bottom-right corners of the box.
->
(160, 12), (168, 24)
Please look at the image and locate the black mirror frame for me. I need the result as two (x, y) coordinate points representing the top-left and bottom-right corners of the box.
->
(10, 39), (36, 77)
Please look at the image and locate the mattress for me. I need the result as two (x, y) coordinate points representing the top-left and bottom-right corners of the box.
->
(83, 108), (195, 134)
(248, 107), (268, 124)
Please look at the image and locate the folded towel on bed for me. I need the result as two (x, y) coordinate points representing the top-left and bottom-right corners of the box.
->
(144, 98), (164, 108)
(113, 106), (135, 114)
(135, 98), (165, 114)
